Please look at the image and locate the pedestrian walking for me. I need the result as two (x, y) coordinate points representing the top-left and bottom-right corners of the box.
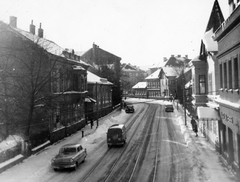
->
(191, 117), (198, 137)
(90, 119), (94, 129)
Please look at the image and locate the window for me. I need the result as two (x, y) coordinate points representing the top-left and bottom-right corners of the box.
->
(228, 60), (232, 89)
(220, 64), (223, 88)
(224, 62), (227, 88)
(208, 73), (212, 94)
(199, 75), (206, 94)
(234, 57), (239, 89)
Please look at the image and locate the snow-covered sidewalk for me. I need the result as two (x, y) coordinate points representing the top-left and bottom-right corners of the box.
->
(175, 103), (237, 182)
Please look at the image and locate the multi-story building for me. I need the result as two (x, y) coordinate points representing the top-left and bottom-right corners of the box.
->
(215, 0), (240, 173)
(0, 17), (88, 147)
(145, 69), (161, 98)
(86, 71), (113, 122)
(121, 63), (146, 95)
(185, 0), (224, 153)
(81, 43), (121, 107)
(160, 67), (178, 98)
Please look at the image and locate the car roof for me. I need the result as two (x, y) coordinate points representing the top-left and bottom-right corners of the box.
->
(109, 124), (125, 129)
(61, 143), (82, 148)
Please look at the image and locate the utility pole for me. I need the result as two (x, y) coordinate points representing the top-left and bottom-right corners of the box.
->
(96, 82), (99, 128)
(182, 69), (187, 126)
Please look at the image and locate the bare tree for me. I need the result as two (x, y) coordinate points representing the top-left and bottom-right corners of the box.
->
(0, 23), (64, 140)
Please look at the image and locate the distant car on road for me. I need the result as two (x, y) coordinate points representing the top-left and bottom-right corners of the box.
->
(107, 124), (127, 147)
(51, 143), (87, 171)
(165, 102), (174, 112)
(125, 104), (134, 113)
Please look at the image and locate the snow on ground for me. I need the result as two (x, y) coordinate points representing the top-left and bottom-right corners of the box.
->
(0, 135), (23, 152)
(0, 98), (237, 182)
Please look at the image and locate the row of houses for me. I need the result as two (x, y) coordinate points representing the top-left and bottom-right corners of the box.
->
(132, 55), (190, 100)
(131, 0), (240, 175)
(0, 16), (121, 148)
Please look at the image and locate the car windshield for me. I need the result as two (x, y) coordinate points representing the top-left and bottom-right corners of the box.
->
(107, 128), (122, 135)
(60, 147), (76, 154)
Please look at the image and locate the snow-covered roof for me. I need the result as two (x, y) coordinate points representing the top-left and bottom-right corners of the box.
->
(162, 67), (179, 77)
(132, 82), (147, 89)
(87, 71), (112, 85)
(145, 69), (161, 80)
(149, 62), (164, 69)
(7, 24), (89, 68)
(12, 26), (64, 57)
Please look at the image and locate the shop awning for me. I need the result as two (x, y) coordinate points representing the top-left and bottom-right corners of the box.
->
(197, 107), (220, 120)
(84, 97), (96, 103)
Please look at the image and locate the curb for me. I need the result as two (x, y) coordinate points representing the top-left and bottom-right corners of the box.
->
(0, 154), (26, 174)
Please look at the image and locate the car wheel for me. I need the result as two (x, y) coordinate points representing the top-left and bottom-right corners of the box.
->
(82, 157), (86, 163)
(53, 168), (58, 172)
(108, 144), (111, 148)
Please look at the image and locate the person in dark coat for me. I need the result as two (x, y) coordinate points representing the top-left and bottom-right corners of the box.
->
(191, 117), (198, 137)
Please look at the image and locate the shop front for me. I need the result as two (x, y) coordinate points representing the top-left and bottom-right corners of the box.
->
(219, 105), (240, 172)
(197, 107), (220, 150)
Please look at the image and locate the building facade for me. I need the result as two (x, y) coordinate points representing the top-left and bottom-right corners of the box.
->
(81, 43), (122, 107)
(145, 69), (161, 98)
(215, 0), (240, 172)
(0, 17), (88, 146)
(121, 63), (146, 95)
(86, 71), (113, 122)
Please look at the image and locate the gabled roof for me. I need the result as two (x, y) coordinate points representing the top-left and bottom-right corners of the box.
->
(149, 61), (165, 69)
(132, 82), (147, 89)
(87, 71), (112, 85)
(81, 43), (121, 62)
(162, 67), (179, 77)
(122, 63), (145, 72)
(1, 21), (89, 68)
(164, 56), (190, 67)
(145, 69), (161, 80)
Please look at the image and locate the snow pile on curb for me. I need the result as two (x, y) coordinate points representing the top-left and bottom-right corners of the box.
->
(0, 135), (23, 152)
(177, 115), (191, 146)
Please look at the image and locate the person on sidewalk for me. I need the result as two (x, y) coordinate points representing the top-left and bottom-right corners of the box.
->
(191, 117), (198, 137)
(90, 119), (94, 129)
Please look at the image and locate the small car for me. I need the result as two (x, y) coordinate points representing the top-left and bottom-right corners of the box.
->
(165, 104), (174, 112)
(51, 143), (87, 171)
(125, 105), (134, 113)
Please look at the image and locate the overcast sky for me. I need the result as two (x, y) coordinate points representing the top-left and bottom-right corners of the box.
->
(0, 0), (229, 69)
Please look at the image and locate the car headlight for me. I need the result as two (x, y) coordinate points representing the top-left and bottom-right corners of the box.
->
(70, 158), (74, 163)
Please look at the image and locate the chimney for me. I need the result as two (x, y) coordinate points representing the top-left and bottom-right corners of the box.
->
(38, 23), (44, 38)
(171, 55), (174, 57)
(9, 16), (17, 27)
(163, 57), (167, 62)
(185, 55), (188, 58)
(30, 20), (35, 35)
(177, 54), (181, 57)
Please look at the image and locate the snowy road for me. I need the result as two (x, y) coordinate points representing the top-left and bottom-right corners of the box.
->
(0, 99), (237, 182)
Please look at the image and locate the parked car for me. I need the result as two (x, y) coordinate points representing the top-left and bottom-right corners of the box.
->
(165, 103), (174, 112)
(107, 124), (127, 147)
(125, 104), (134, 113)
(51, 143), (87, 171)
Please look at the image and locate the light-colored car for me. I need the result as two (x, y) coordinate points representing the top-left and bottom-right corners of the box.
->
(51, 143), (87, 171)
